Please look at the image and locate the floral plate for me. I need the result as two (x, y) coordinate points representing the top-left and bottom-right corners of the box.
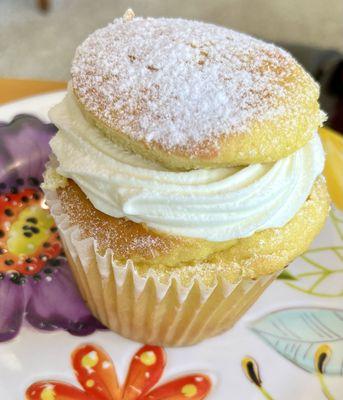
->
(0, 92), (342, 400)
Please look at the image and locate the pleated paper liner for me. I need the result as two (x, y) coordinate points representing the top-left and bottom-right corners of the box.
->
(46, 189), (278, 347)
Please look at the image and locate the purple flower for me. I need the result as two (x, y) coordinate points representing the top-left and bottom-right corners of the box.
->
(0, 115), (104, 342)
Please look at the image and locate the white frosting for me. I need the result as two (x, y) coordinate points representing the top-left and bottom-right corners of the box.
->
(48, 89), (325, 242)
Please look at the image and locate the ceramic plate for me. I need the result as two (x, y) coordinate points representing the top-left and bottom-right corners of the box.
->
(0, 93), (342, 400)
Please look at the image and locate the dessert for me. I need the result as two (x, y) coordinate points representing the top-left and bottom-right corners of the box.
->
(43, 11), (330, 346)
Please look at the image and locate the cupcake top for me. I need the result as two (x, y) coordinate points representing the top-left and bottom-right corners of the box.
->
(46, 13), (326, 243)
(71, 12), (323, 170)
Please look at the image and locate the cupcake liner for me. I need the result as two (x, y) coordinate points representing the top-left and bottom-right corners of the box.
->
(46, 189), (279, 346)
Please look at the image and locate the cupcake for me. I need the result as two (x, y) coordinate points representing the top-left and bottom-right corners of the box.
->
(43, 10), (330, 346)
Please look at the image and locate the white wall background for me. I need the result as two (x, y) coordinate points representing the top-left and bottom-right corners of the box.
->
(0, 0), (342, 79)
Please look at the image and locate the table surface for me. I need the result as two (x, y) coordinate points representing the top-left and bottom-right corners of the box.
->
(0, 78), (66, 105)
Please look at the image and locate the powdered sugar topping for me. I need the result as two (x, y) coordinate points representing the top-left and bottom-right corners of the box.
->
(123, 8), (135, 22)
(71, 17), (305, 150)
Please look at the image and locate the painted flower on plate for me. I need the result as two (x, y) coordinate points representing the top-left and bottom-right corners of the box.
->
(26, 343), (212, 399)
(0, 115), (103, 341)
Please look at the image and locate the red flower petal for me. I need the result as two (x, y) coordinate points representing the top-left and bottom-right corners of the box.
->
(122, 345), (166, 400)
(25, 381), (91, 400)
(72, 344), (121, 400)
(140, 374), (212, 399)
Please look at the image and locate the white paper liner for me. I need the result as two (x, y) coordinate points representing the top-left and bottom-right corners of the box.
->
(45, 189), (279, 346)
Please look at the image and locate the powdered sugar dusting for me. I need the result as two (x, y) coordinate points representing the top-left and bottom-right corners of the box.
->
(123, 8), (135, 22)
(57, 181), (173, 259)
(71, 17), (305, 151)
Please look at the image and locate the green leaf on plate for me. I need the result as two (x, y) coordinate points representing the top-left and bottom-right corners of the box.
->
(285, 247), (343, 297)
(251, 307), (343, 375)
(277, 270), (297, 280)
(331, 208), (343, 240)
